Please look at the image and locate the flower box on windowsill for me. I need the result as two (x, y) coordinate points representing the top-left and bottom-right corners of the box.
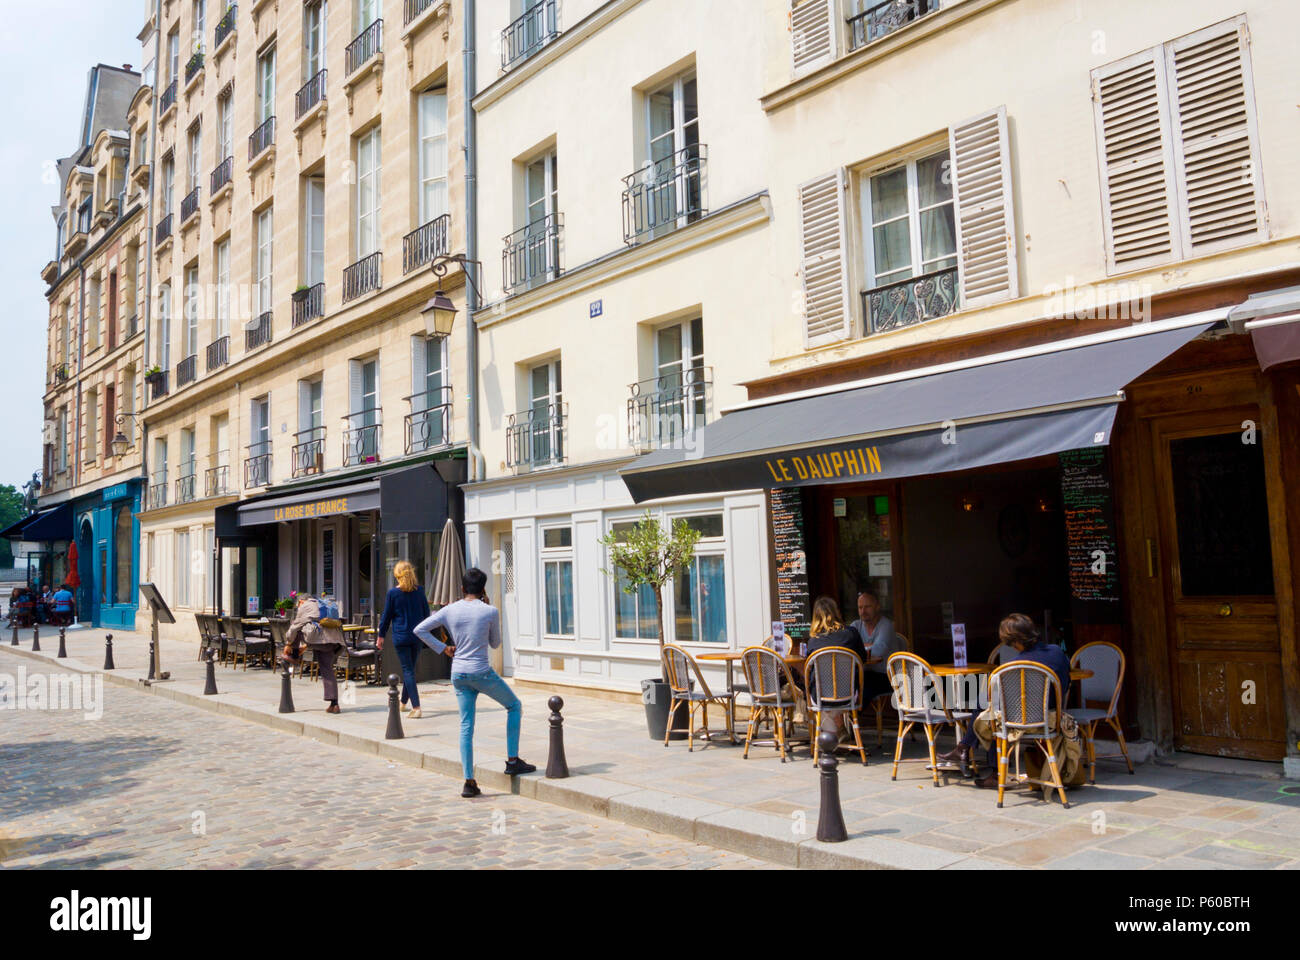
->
(145, 370), (165, 385)
(291, 287), (311, 304)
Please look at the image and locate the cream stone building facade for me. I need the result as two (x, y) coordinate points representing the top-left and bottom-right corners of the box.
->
(136, 0), (472, 642)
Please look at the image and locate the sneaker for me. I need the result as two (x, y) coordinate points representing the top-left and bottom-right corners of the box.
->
(408, 707), (423, 719)
(503, 758), (536, 777)
(461, 780), (481, 798)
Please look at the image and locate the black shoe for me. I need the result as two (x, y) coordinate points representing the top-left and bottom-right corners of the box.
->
(461, 780), (481, 798)
(504, 758), (536, 776)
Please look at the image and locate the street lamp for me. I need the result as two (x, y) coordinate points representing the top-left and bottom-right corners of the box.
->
(111, 413), (140, 458)
(421, 254), (483, 340)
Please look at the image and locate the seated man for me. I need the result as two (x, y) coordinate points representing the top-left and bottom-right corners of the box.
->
(939, 613), (1082, 788)
(50, 584), (76, 626)
(849, 590), (903, 700)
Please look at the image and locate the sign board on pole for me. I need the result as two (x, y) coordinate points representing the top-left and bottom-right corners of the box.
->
(952, 623), (968, 668)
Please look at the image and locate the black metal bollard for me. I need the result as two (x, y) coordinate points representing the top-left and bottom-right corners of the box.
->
(31, 622), (40, 652)
(10, 622), (17, 645)
(147, 637), (156, 681)
(57, 626), (67, 659)
(816, 730), (849, 843)
(384, 674), (404, 740)
(546, 695), (570, 779)
(278, 661), (295, 714)
(203, 649), (219, 695)
(103, 634), (115, 670)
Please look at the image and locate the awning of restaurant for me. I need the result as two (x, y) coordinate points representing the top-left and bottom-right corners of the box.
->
(1227, 285), (1300, 371)
(222, 462), (454, 533)
(4, 503), (75, 542)
(621, 317), (1218, 503)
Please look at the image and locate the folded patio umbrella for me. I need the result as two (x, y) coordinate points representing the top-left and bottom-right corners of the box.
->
(428, 518), (464, 609)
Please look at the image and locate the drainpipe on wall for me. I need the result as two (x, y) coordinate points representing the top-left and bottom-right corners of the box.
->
(140, 0), (162, 512)
(464, 0), (483, 482)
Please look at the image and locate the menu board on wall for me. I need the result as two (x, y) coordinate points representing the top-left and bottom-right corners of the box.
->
(1059, 448), (1121, 604)
(769, 488), (812, 640)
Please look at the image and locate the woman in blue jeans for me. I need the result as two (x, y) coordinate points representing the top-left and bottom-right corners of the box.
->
(377, 561), (431, 719)
(415, 567), (536, 797)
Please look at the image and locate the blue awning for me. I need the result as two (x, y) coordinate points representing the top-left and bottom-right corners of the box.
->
(16, 503), (74, 542)
(0, 513), (36, 540)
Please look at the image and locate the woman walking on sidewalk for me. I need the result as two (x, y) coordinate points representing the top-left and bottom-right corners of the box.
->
(377, 561), (431, 719)
(414, 568), (535, 797)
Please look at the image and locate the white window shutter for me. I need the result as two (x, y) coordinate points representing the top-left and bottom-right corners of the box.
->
(948, 105), (1019, 308)
(1165, 16), (1266, 257)
(410, 336), (428, 413)
(791, 0), (838, 76)
(298, 380), (311, 433)
(798, 169), (852, 347)
(348, 359), (362, 415)
(1091, 48), (1180, 273)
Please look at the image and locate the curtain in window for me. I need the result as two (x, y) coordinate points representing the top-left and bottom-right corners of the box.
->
(544, 561), (573, 636)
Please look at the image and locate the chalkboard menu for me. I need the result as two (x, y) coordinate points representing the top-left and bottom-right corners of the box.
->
(769, 488), (812, 640)
(1059, 448), (1120, 604)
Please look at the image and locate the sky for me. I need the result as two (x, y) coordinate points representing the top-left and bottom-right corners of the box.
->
(0, 1), (142, 491)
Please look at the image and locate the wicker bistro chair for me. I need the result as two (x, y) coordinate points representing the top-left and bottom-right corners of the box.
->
(740, 647), (801, 762)
(870, 632), (912, 747)
(1070, 641), (1135, 782)
(194, 613), (212, 662)
(231, 617), (273, 670)
(988, 660), (1071, 808)
(805, 647), (868, 765)
(886, 652), (974, 785)
(320, 620), (378, 685)
(218, 617), (243, 666)
(661, 644), (736, 750)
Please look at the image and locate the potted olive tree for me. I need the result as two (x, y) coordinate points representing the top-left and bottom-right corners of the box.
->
(600, 511), (701, 740)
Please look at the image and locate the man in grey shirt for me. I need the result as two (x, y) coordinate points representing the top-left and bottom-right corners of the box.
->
(850, 590), (902, 698)
(414, 567), (535, 797)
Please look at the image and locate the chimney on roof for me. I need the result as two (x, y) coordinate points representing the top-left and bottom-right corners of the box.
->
(123, 64), (133, 71)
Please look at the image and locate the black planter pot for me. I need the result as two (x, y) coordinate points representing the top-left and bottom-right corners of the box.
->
(641, 678), (688, 741)
(291, 288), (311, 303)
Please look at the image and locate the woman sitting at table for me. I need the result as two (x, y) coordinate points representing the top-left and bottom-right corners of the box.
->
(797, 597), (869, 736)
(377, 561), (432, 719)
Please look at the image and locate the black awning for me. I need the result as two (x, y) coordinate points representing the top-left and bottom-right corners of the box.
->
(231, 463), (455, 532)
(621, 320), (1214, 503)
(15, 503), (74, 542)
(0, 513), (37, 540)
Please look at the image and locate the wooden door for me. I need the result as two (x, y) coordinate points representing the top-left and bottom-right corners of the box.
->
(1151, 408), (1287, 760)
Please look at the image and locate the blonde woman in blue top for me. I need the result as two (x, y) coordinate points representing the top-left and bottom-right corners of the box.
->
(377, 561), (431, 718)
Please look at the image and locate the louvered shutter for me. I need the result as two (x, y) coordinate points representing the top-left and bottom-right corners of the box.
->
(411, 336), (428, 414)
(298, 380), (312, 434)
(798, 170), (852, 347)
(791, 0), (837, 76)
(948, 106), (1019, 308)
(1166, 17), (1265, 257)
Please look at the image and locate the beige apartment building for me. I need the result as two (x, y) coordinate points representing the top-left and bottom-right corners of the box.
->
(27, 64), (149, 631)
(621, 0), (1300, 769)
(137, 0), (471, 641)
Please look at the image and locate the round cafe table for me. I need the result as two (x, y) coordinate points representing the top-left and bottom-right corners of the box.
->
(931, 663), (1093, 681)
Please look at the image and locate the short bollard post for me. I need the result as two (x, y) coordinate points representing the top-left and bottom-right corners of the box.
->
(816, 730), (849, 843)
(57, 626), (68, 659)
(278, 661), (296, 714)
(203, 649), (219, 695)
(147, 637), (156, 681)
(103, 634), (116, 670)
(546, 695), (570, 779)
(384, 674), (404, 740)
(31, 622), (40, 652)
(10, 622), (17, 645)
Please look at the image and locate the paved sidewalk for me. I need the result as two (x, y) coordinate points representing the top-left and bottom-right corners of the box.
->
(4, 623), (1299, 869)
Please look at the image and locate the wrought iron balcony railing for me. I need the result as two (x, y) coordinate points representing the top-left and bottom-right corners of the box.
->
(149, 476), (168, 509)
(292, 284), (325, 326)
(502, 0), (558, 70)
(176, 354), (198, 387)
(627, 366), (712, 452)
(215, 3), (237, 48)
(346, 19), (383, 75)
(343, 253), (381, 303)
(296, 69), (326, 118)
(862, 266), (958, 334)
(342, 410), (382, 468)
(211, 156), (233, 194)
(291, 427), (327, 478)
(502, 213), (561, 295)
(176, 471), (197, 504)
(185, 51), (204, 84)
(156, 214), (173, 244)
(181, 186), (201, 223)
(249, 116), (275, 161)
(160, 79), (177, 113)
(54, 363), (70, 383)
(506, 402), (566, 469)
(622, 144), (706, 246)
(246, 310), (273, 350)
(847, 0), (932, 50)
(147, 370), (169, 400)
(404, 0), (437, 25)
(244, 442), (272, 488)
(403, 214), (450, 274)
(404, 387), (452, 455)
(204, 463), (230, 498)
(205, 335), (229, 372)
(125, 314), (140, 339)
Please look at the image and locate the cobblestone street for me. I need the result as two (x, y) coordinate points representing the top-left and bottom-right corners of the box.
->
(0, 650), (773, 869)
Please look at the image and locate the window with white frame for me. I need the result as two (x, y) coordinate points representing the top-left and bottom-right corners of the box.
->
(528, 359), (562, 464)
(356, 127), (382, 257)
(256, 46), (276, 124)
(192, 0), (206, 52)
(187, 122), (201, 193)
(184, 265), (200, 358)
(541, 525), (574, 637)
(409, 335), (447, 449)
(418, 87), (448, 225)
(84, 387), (98, 462)
(641, 70), (702, 231)
(215, 238), (230, 337)
(304, 0), (326, 78)
(863, 149), (956, 292)
(174, 528), (192, 606)
(256, 207), (273, 313)
(168, 30), (180, 85)
(161, 152), (175, 213)
(525, 151), (557, 227)
(651, 317), (706, 439)
(610, 519), (659, 640)
(304, 177), (325, 286)
(156, 282), (171, 370)
(217, 87), (233, 160)
(672, 513), (727, 644)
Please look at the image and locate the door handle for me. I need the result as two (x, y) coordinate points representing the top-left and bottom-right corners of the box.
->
(1218, 603), (1233, 618)
(1145, 539), (1156, 578)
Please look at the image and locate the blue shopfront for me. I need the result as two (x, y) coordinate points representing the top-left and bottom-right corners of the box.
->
(73, 480), (141, 629)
